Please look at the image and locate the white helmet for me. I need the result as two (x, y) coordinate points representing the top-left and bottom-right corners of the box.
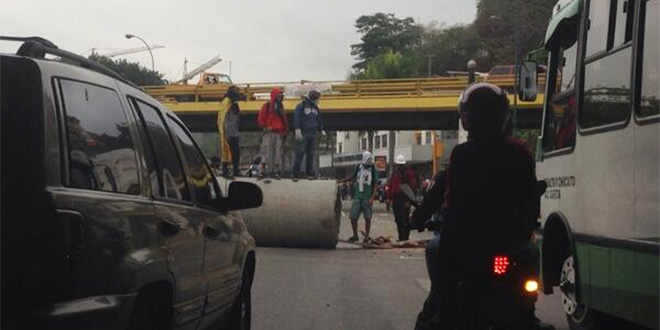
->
(362, 151), (374, 165)
(394, 154), (406, 165)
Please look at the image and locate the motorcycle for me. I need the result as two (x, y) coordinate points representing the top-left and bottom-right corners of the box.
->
(414, 180), (547, 330)
(451, 244), (540, 330)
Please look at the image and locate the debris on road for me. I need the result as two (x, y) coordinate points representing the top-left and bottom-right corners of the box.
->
(360, 231), (428, 249)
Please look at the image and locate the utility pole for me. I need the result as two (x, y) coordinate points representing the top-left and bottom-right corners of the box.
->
(512, 1), (520, 137)
(426, 55), (435, 77)
(183, 58), (188, 85)
(388, 131), (395, 177)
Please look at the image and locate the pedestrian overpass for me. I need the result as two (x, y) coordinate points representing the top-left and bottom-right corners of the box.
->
(144, 75), (545, 132)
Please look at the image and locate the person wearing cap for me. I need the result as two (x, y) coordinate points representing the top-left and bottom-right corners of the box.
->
(292, 90), (326, 179)
(217, 85), (243, 178)
(338, 151), (378, 242)
(386, 154), (418, 241)
(257, 88), (288, 179)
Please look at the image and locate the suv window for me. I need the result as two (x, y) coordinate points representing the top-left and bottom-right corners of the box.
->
(638, 0), (659, 118)
(165, 115), (218, 207)
(131, 98), (190, 201)
(60, 79), (139, 194)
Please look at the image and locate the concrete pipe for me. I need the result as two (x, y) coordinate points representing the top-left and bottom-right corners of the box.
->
(236, 178), (341, 249)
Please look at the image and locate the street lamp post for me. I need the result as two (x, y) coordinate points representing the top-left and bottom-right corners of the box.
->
(125, 34), (155, 72)
(467, 59), (477, 84)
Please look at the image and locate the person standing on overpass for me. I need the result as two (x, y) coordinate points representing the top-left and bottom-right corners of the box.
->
(387, 154), (418, 241)
(217, 85), (243, 178)
(338, 151), (378, 242)
(257, 88), (288, 179)
(293, 90), (326, 180)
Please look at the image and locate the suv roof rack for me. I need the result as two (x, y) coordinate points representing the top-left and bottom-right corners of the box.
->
(0, 36), (140, 89)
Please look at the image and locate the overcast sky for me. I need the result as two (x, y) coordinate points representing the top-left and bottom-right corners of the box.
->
(2, 0), (477, 83)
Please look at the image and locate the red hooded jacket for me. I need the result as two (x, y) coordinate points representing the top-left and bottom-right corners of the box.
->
(387, 166), (418, 200)
(258, 88), (288, 135)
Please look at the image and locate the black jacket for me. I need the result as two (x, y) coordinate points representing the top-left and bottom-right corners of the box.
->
(411, 170), (447, 230)
(442, 137), (539, 264)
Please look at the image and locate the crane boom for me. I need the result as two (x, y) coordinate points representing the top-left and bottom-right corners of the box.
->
(102, 45), (165, 57)
(177, 55), (222, 84)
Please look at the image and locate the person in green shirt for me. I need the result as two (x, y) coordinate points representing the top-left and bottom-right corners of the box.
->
(338, 151), (378, 242)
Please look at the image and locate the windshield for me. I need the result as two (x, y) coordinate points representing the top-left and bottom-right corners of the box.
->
(2, 1), (659, 330)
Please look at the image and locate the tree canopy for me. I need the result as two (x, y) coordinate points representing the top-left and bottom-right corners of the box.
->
(88, 54), (166, 86)
(474, 0), (554, 65)
(352, 50), (419, 80)
(350, 2), (555, 78)
(350, 13), (423, 71)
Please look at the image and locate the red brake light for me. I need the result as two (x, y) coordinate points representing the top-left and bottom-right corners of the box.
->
(493, 256), (510, 275)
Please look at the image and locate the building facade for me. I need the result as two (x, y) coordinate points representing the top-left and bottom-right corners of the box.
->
(329, 130), (458, 180)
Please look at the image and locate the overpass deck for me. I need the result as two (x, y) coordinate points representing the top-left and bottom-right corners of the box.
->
(144, 76), (545, 132)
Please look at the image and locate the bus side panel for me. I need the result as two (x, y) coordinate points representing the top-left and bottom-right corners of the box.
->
(634, 251), (659, 329)
(578, 241), (659, 329)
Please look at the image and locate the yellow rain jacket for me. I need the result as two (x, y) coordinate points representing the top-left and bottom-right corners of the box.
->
(217, 97), (233, 163)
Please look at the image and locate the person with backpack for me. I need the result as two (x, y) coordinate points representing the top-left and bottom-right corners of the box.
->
(217, 85), (244, 178)
(337, 151), (378, 242)
(257, 88), (288, 179)
(386, 154), (418, 241)
(292, 90), (326, 179)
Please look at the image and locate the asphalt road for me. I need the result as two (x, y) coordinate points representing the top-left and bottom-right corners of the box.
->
(252, 245), (569, 330)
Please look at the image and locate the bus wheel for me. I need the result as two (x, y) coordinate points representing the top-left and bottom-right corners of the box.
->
(561, 255), (605, 330)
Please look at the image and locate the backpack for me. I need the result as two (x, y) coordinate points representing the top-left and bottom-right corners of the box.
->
(257, 101), (269, 128)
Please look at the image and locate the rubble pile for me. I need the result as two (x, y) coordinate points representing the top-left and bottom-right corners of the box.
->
(360, 231), (428, 249)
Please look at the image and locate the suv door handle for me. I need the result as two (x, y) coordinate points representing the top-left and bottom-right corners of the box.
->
(203, 225), (220, 238)
(159, 220), (180, 236)
(204, 225), (231, 241)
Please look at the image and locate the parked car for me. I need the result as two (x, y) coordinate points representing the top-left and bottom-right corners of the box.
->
(1, 36), (262, 330)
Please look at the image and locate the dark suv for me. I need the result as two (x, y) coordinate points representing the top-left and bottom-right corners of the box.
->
(0, 37), (262, 330)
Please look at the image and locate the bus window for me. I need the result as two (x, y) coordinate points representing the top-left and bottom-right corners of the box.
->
(543, 36), (578, 152)
(614, 0), (636, 46)
(638, 0), (659, 118)
(586, 0), (614, 57)
(580, 46), (633, 129)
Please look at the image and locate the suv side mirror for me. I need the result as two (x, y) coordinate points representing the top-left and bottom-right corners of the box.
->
(223, 181), (263, 211)
(517, 60), (539, 102)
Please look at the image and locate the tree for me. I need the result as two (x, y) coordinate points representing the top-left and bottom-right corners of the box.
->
(352, 50), (420, 80)
(474, 0), (554, 65)
(88, 54), (166, 86)
(417, 23), (492, 75)
(350, 13), (423, 72)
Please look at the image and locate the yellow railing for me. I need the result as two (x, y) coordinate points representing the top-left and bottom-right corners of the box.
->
(143, 74), (546, 103)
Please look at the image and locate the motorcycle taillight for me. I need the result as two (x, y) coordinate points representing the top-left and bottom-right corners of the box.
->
(493, 256), (510, 275)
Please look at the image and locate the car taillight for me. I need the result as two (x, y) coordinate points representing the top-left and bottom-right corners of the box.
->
(493, 256), (510, 275)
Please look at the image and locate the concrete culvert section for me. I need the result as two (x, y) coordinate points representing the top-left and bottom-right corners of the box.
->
(237, 178), (341, 249)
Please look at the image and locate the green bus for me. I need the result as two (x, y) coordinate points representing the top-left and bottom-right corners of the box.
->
(535, 0), (659, 329)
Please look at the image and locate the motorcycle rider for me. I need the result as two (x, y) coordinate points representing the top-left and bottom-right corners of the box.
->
(411, 82), (553, 330)
(411, 170), (447, 330)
